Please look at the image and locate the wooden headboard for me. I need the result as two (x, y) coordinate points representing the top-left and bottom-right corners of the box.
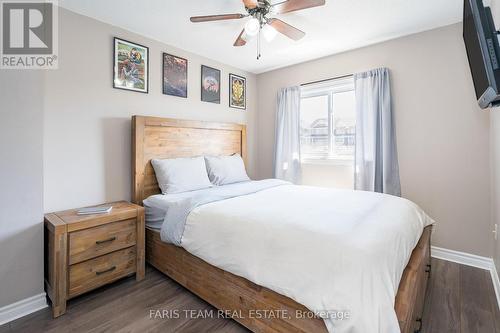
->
(132, 116), (247, 205)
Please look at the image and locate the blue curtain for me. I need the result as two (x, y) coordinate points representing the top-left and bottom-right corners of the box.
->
(274, 86), (302, 183)
(354, 68), (401, 196)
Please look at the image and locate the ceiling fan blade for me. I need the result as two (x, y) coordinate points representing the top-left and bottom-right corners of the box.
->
(233, 29), (247, 47)
(242, 0), (258, 9)
(190, 14), (245, 22)
(272, 0), (325, 14)
(268, 18), (305, 41)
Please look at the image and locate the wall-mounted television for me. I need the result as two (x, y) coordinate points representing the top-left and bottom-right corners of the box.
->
(463, 0), (500, 109)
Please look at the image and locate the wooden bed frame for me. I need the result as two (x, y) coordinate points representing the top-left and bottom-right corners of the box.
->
(131, 115), (432, 333)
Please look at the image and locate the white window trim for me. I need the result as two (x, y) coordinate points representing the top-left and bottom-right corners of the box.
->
(301, 157), (354, 166)
(300, 76), (354, 97)
(300, 76), (355, 166)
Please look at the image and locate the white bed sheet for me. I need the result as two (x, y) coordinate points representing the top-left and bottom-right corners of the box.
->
(181, 184), (433, 333)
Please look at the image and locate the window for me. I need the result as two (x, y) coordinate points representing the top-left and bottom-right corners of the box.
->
(300, 77), (355, 164)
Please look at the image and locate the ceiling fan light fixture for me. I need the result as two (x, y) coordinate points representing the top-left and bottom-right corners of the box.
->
(240, 31), (251, 42)
(244, 17), (260, 36)
(262, 24), (277, 42)
(190, 0), (327, 58)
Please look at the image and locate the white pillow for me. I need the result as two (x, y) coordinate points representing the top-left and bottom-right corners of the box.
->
(151, 156), (212, 194)
(204, 154), (250, 185)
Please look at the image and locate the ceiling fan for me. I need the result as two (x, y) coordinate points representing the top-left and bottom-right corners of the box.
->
(190, 0), (326, 59)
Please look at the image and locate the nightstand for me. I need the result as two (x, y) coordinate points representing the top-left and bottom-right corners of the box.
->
(44, 201), (145, 318)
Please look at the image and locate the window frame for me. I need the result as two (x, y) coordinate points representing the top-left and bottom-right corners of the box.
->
(299, 76), (355, 165)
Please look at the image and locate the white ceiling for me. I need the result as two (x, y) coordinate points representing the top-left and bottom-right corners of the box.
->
(59, 0), (463, 74)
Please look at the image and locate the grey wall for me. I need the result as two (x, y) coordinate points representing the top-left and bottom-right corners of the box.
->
(256, 23), (493, 257)
(488, 0), (500, 277)
(0, 71), (44, 307)
(43, 9), (258, 212)
(491, 93), (500, 275)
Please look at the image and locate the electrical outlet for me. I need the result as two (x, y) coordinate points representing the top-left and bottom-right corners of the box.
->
(494, 224), (498, 241)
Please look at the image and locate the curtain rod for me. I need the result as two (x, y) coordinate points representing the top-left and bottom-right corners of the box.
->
(300, 73), (353, 87)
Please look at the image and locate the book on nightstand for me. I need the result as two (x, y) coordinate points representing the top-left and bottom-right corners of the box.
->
(76, 206), (113, 215)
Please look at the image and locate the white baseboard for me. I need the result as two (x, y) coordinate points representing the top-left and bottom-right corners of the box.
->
(491, 263), (500, 311)
(431, 246), (493, 270)
(0, 293), (47, 326)
(431, 246), (500, 310)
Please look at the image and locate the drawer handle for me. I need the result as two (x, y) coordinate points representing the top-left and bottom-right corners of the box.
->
(95, 266), (116, 275)
(414, 317), (423, 333)
(95, 236), (116, 245)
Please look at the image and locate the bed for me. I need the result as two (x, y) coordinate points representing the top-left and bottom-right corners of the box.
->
(131, 115), (433, 333)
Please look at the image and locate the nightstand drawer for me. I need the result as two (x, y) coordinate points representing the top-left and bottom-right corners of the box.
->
(68, 246), (136, 298)
(69, 218), (136, 264)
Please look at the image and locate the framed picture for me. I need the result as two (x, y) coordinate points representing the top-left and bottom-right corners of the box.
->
(163, 53), (188, 98)
(113, 37), (149, 93)
(229, 74), (246, 110)
(201, 65), (221, 104)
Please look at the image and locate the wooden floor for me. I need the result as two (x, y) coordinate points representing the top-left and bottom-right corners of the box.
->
(1, 258), (498, 333)
(421, 259), (500, 333)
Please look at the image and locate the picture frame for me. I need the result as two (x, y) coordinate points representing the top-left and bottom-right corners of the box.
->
(162, 53), (188, 98)
(201, 65), (221, 104)
(113, 37), (149, 93)
(229, 73), (246, 110)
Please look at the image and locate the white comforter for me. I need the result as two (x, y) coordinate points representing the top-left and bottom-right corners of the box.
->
(180, 184), (434, 333)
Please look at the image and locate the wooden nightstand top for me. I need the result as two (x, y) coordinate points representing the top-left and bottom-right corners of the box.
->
(45, 201), (143, 233)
